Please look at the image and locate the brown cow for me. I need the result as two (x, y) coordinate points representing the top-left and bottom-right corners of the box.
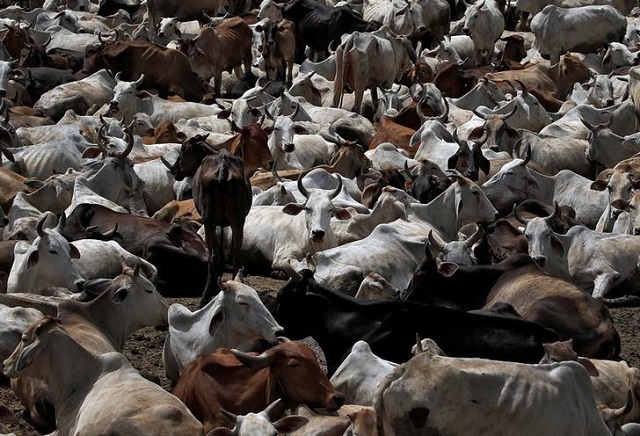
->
(434, 61), (477, 98)
(97, 39), (210, 101)
(141, 120), (186, 145)
(484, 53), (592, 99)
(173, 341), (345, 433)
(166, 139), (252, 305)
(152, 199), (202, 227)
(368, 116), (417, 155)
(179, 17), (254, 96)
(255, 19), (296, 85)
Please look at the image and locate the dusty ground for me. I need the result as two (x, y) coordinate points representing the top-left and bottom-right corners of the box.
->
(0, 273), (638, 435)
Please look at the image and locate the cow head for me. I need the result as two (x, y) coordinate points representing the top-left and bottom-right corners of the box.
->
(3, 316), (65, 378)
(267, 114), (297, 156)
(211, 400), (308, 436)
(515, 201), (565, 270)
(470, 102), (519, 152)
(52, 10), (83, 33)
(109, 72), (145, 124)
(449, 173), (499, 226)
(611, 192), (640, 235)
(158, 17), (180, 39)
(208, 276), (284, 344)
(82, 264), (169, 334)
(448, 131), (490, 182)
(481, 148), (538, 215)
(282, 172), (352, 244)
(0, 59), (22, 98)
(163, 134), (213, 181)
(427, 226), (481, 266)
(405, 159), (450, 204)
(584, 74), (615, 109)
(231, 340), (345, 410)
(9, 213), (84, 293)
(556, 54), (592, 99)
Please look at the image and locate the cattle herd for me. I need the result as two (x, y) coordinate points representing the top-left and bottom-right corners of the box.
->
(2, 0), (640, 433)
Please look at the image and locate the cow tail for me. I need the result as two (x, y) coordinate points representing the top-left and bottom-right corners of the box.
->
(333, 44), (345, 109)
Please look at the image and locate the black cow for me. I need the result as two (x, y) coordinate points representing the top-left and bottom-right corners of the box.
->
(282, 0), (381, 61)
(62, 204), (208, 297)
(273, 270), (558, 374)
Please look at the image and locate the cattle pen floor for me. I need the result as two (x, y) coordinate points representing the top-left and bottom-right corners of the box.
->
(0, 273), (638, 435)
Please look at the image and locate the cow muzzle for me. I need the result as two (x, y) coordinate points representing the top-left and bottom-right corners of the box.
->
(462, 27), (470, 36)
(284, 142), (295, 153)
(532, 255), (546, 267)
(634, 227), (640, 236)
(325, 393), (345, 410)
(311, 229), (325, 243)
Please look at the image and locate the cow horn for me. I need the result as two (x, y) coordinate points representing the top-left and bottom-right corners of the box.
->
(472, 108), (488, 120)
(329, 175), (342, 199)
(428, 230), (446, 253)
(550, 201), (562, 220)
(230, 348), (274, 370)
(581, 118), (595, 132)
(56, 212), (66, 232)
(497, 104), (518, 121)
(233, 268), (245, 283)
(264, 399), (283, 417)
(99, 114), (107, 125)
(471, 129), (488, 146)
(119, 126), (135, 158)
(102, 223), (119, 238)
(404, 160), (417, 180)
(160, 156), (172, 170)
(134, 73), (144, 88)
(114, 71), (122, 82)
(297, 171), (309, 198)
(464, 225), (483, 247)
(513, 202), (529, 225)
(521, 142), (532, 165)
(97, 124), (109, 155)
(36, 213), (47, 237)
(220, 408), (238, 423)
(415, 333), (423, 353)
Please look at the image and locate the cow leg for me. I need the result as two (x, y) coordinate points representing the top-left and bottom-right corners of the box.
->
(592, 272), (620, 300)
(352, 88), (364, 115)
(286, 60), (293, 86)
(200, 223), (221, 308)
(214, 72), (223, 97)
(230, 220), (245, 276)
(371, 87), (379, 117)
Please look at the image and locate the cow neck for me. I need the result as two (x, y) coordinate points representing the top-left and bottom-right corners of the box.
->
(44, 333), (102, 421)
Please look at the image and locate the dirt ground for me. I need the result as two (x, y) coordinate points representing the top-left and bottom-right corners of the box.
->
(0, 273), (638, 435)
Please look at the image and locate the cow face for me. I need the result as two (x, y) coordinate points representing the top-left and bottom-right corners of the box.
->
(8, 214), (84, 293)
(3, 316), (63, 378)
(611, 192), (640, 235)
(585, 75), (615, 109)
(482, 158), (539, 215)
(213, 279), (284, 344)
(282, 174), (352, 244)
(212, 404), (307, 436)
(452, 176), (498, 225)
(0, 60), (19, 98)
(103, 265), (169, 328)
(167, 134), (212, 181)
(268, 115), (296, 156)
(109, 73), (145, 124)
(158, 17), (179, 39)
(522, 215), (564, 269)
(231, 341), (345, 410)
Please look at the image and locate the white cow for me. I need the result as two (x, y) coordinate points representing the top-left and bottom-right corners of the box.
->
(330, 341), (397, 406)
(518, 205), (640, 300)
(462, 0), (504, 65)
(375, 347), (629, 435)
(3, 317), (203, 435)
(531, 5), (626, 65)
(162, 275), (284, 383)
(208, 400), (308, 436)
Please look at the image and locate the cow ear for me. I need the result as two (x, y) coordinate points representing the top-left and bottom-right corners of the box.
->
(468, 127), (485, 141)
(632, 178), (640, 190)
(437, 261), (458, 277)
(273, 416), (309, 433)
(69, 243), (81, 259)
(217, 110), (230, 119)
(26, 251), (39, 269)
(208, 301), (225, 336)
(110, 287), (130, 304)
(176, 131), (187, 141)
(282, 202), (304, 215)
(447, 154), (458, 170)
(480, 156), (490, 174)
(550, 234), (564, 254)
(23, 178), (44, 189)
(577, 357), (599, 377)
(332, 207), (352, 220)
(82, 147), (103, 158)
(590, 179), (608, 191)
(14, 339), (43, 374)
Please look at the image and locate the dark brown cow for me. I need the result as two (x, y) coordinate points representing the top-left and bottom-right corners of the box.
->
(256, 19), (296, 85)
(95, 39), (210, 101)
(166, 138), (252, 305)
(361, 168), (406, 208)
(178, 17), (254, 96)
(368, 116), (417, 155)
(173, 341), (345, 433)
(62, 204), (208, 297)
(218, 123), (272, 178)
(1, 25), (33, 61)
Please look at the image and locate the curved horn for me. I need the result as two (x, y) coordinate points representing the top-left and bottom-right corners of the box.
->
(329, 175), (342, 199)
(119, 126), (135, 158)
(230, 348), (273, 370)
(56, 212), (66, 232)
(97, 123), (109, 155)
(404, 160), (417, 180)
(513, 202), (529, 225)
(428, 229), (446, 253)
(497, 104), (518, 121)
(550, 201), (562, 220)
(297, 171), (309, 198)
(114, 71), (122, 82)
(133, 73), (145, 88)
(438, 97), (449, 123)
(464, 225), (483, 247)
(472, 108), (488, 120)
(522, 142), (532, 165)
(99, 114), (107, 126)
(471, 129), (488, 146)
(36, 213), (47, 237)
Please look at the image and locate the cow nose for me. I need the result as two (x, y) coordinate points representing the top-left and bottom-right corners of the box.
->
(417, 25), (427, 33)
(612, 208), (624, 217)
(463, 27), (470, 35)
(284, 142), (295, 152)
(532, 255), (546, 267)
(329, 394), (345, 409)
(0, 89), (7, 97)
(606, 99), (614, 106)
(311, 229), (325, 240)
(634, 227), (640, 236)
(75, 280), (86, 293)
